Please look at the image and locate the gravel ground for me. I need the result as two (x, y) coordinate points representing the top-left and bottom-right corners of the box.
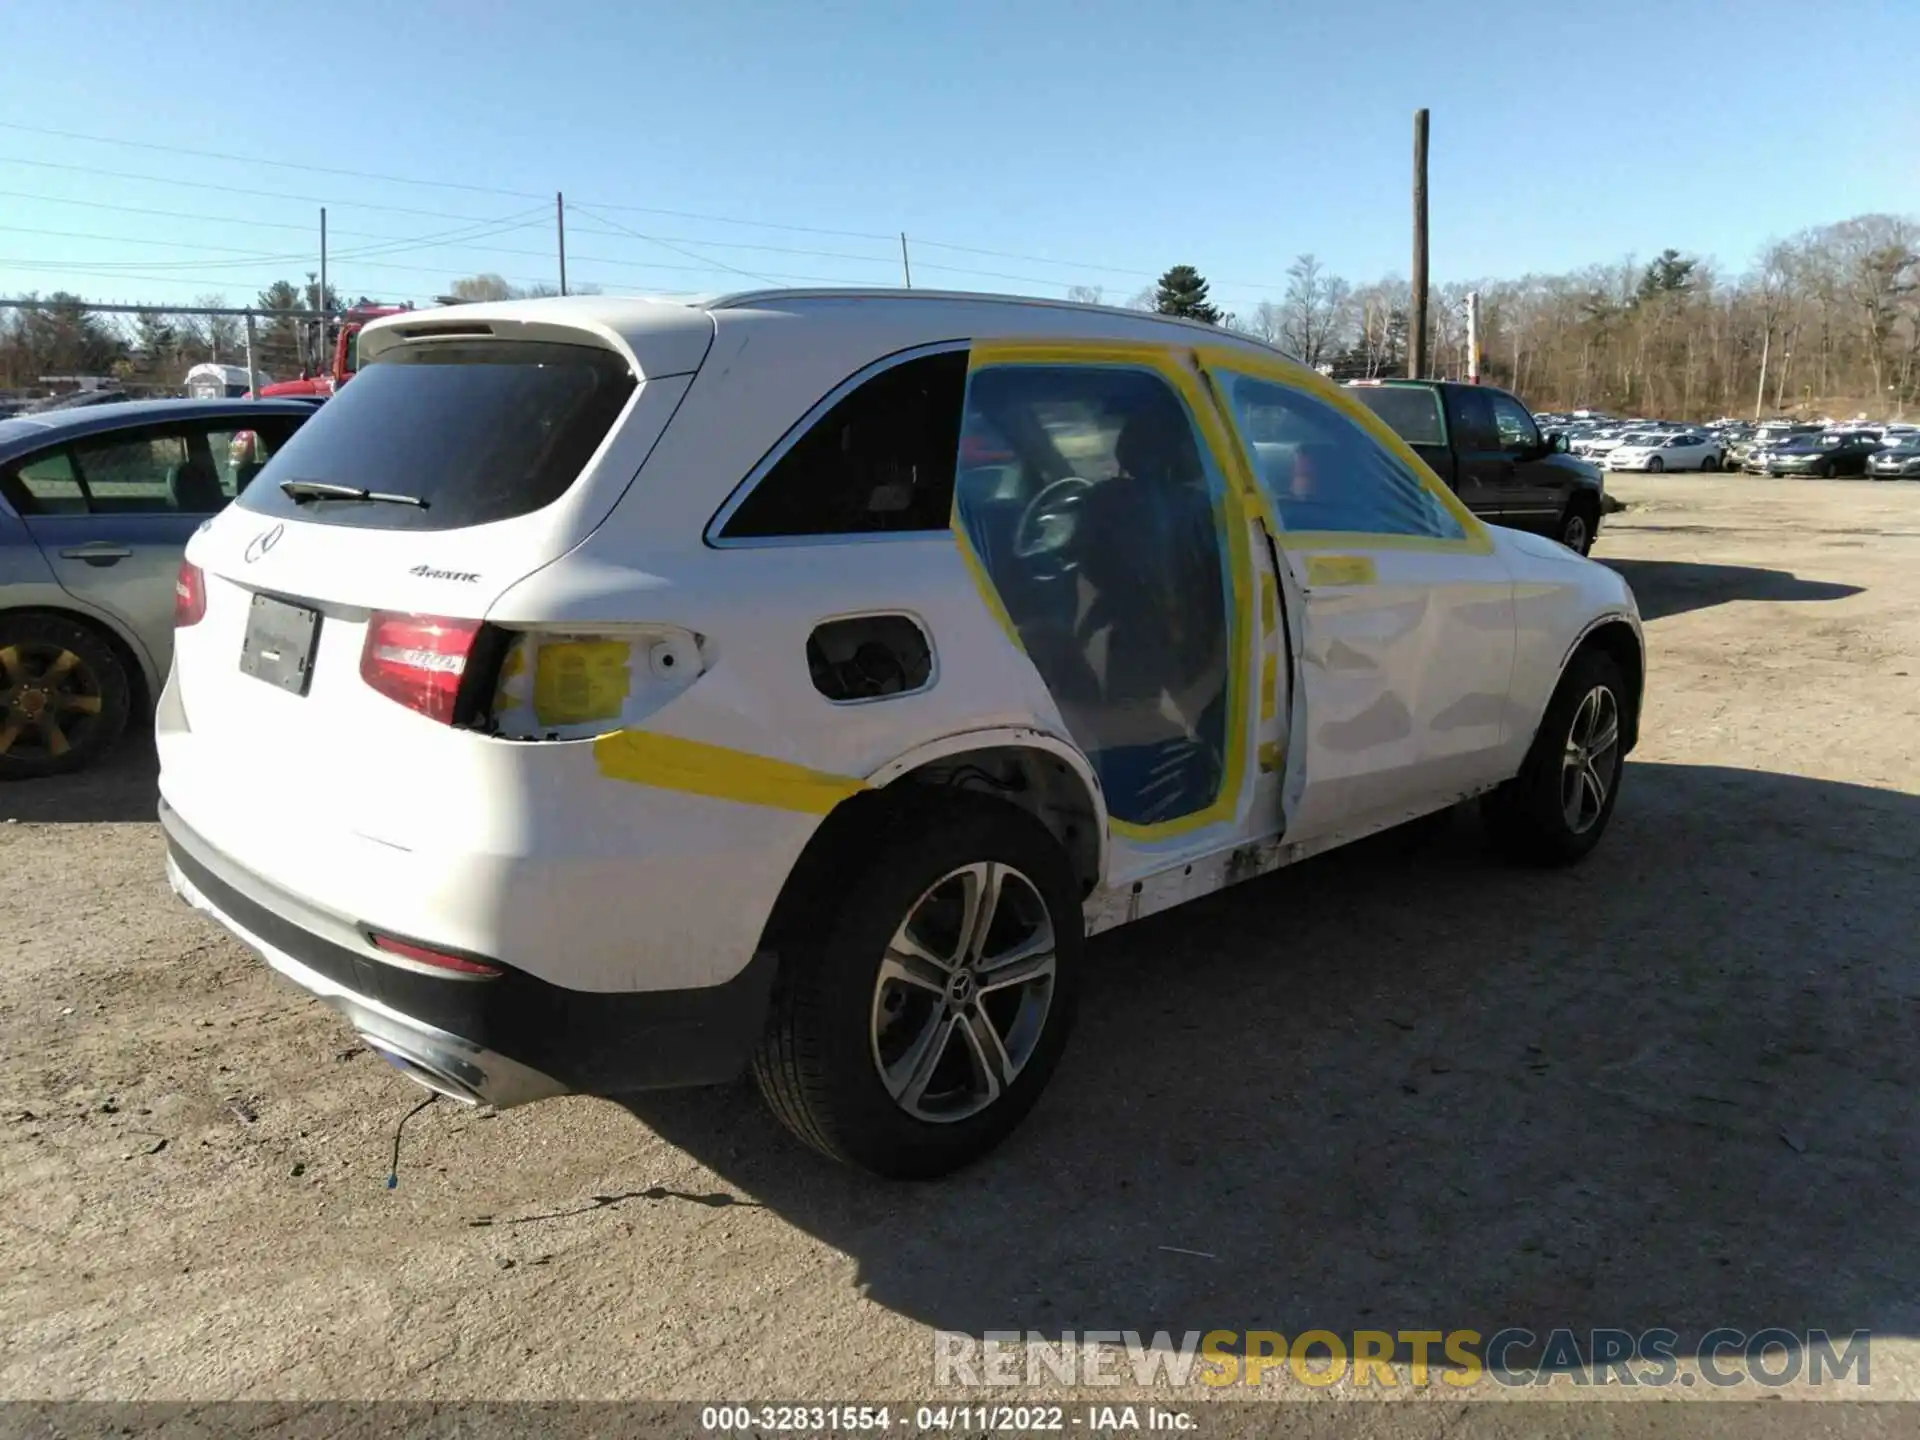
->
(2, 475), (1917, 1418)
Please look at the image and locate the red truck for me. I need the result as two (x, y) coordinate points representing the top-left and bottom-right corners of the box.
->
(255, 302), (412, 400)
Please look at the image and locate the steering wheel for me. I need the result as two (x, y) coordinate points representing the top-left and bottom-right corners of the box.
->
(1013, 476), (1096, 567)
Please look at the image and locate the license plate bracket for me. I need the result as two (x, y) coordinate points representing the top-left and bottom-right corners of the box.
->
(239, 594), (322, 696)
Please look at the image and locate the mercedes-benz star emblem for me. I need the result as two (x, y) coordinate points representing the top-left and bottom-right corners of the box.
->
(243, 523), (284, 564)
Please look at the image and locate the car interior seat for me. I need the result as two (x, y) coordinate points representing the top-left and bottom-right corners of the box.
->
(166, 456), (228, 514)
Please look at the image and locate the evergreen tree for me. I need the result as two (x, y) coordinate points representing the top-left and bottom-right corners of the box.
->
(1638, 249), (1698, 300)
(1153, 265), (1222, 324)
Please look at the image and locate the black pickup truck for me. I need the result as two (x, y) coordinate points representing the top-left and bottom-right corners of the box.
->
(1345, 379), (1607, 555)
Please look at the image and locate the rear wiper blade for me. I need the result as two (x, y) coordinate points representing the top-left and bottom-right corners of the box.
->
(279, 479), (429, 508)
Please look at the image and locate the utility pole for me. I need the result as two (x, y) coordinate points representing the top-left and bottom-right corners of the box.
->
(318, 206), (328, 374)
(557, 192), (568, 296)
(244, 312), (259, 397)
(1753, 326), (1771, 422)
(900, 232), (913, 288)
(1466, 290), (1481, 383)
(1409, 108), (1429, 381)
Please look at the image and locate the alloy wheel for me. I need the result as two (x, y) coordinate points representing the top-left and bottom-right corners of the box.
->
(1560, 685), (1621, 835)
(870, 861), (1057, 1123)
(0, 642), (105, 762)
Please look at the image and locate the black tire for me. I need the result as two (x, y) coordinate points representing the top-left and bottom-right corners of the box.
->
(1557, 494), (1600, 556)
(0, 612), (132, 780)
(752, 794), (1083, 1179)
(1481, 648), (1627, 867)
(1701, 454), (1719, 472)
(1647, 455), (1664, 473)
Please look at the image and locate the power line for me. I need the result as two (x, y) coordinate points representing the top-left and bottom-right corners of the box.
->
(0, 260), (432, 302)
(0, 224), (319, 267)
(0, 120), (549, 203)
(0, 188), (904, 269)
(0, 124), (1287, 300)
(565, 204), (780, 286)
(0, 210), (548, 275)
(0, 154), (528, 226)
(332, 209), (550, 261)
(0, 189), (565, 254)
(910, 236), (1287, 292)
(566, 224), (896, 266)
(578, 200), (895, 243)
(0, 190), (323, 236)
(0, 128), (890, 242)
(0, 123), (1150, 270)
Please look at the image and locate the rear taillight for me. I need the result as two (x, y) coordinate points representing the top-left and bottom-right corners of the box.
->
(174, 561), (206, 627)
(360, 612), (483, 724)
(368, 932), (502, 977)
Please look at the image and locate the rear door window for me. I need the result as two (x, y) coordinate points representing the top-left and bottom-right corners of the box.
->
(1448, 388), (1501, 451)
(237, 339), (637, 531)
(1346, 385), (1446, 447)
(3, 449), (87, 515)
(71, 430), (192, 512)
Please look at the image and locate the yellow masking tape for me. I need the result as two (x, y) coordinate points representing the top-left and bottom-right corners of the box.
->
(964, 338), (1256, 844)
(1306, 554), (1379, 588)
(593, 729), (869, 814)
(1260, 664), (1278, 722)
(534, 641), (632, 727)
(1259, 740), (1284, 774)
(950, 520), (1025, 652)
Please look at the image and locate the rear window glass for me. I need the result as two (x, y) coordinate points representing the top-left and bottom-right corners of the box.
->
(237, 339), (636, 531)
(1346, 384), (1446, 447)
(719, 350), (967, 539)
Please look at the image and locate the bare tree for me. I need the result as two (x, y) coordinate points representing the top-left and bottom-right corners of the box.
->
(1278, 254), (1351, 367)
(1832, 215), (1917, 399)
(1066, 285), (1104, 306)
(1244, 300), (1285, 346)
(447, 273), (518, 302)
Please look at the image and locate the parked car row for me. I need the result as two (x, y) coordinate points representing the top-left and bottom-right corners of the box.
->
(1539, 411), (1920, 480)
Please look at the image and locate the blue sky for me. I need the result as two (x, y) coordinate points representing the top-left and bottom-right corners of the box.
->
(2, 0), (1914, 316)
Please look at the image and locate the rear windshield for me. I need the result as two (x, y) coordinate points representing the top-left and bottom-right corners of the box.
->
(1345, 385), (1445, 447)
(237, 339), (636, 531)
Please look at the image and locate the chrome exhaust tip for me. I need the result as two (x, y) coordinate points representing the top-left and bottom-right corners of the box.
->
(362, 1037), (484, 1106)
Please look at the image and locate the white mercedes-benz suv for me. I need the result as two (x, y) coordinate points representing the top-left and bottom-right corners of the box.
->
(160, 290), (1644, 1177)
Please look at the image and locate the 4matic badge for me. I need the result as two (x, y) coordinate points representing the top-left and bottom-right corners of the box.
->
(410, 564), (481, 582)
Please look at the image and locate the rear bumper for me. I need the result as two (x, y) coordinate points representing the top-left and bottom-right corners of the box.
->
(161, 799), (777, 1106)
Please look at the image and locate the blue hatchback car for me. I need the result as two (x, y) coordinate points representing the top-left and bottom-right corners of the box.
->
(0, 398), (316, 778)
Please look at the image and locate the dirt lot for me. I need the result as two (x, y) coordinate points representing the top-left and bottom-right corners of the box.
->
(2, 475), (1917, 1414)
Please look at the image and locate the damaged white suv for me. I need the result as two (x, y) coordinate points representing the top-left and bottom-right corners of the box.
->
(160, 290), (1644, 1177)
